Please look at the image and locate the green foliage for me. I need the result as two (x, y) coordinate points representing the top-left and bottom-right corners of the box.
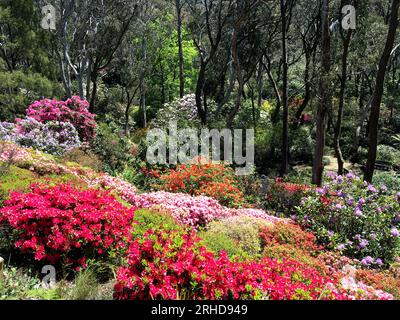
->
(60, 148), (103, 172)
(296, 174), (400, 265)
(91, 122), (134, 174)
(377, 145), (400, 168)
(0, 266), (41, 300)
(200, 216), (273, 258)
(132, 209), (182, 239)
(0, 165), (36, 203)
(373, 171), (400, 194)
(289, 126), (314, 164)
(0, 70), (58, 120)
(64, 269), (101, 301)
(0, 0), (59, 120)
(198, 230), (248, 259)
(254, 123), (282, 171)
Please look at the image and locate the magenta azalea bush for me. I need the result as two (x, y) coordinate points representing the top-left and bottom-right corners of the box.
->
(27, 96), (96, 142)
(296, 172), (400, 266)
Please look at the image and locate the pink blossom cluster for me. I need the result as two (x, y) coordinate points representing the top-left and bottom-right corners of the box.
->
(83, 172), (137, 203)
(27, 96), (96, 142)
(0, 142), (31, 162)
(133, 191), (287, 228)
(133, 191), (229, 228)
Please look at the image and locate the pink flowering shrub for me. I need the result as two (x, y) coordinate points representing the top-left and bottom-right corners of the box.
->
(133, 192), (229, 228)
(133, 191), (285, 229)
(26, 96), (96, 142)
(0, 184), (136, 268)
(113, 228), (352, 300)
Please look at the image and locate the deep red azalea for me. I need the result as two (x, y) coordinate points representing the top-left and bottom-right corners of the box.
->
(0, 184), (136, 267)
(113, 228), (349, 300)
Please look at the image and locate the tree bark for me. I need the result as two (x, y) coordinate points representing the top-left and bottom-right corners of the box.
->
(176, 0), (185, 98)
(228, 24), (244, 128)
(365, 0), (400, 183)
(280, 0), (289, 176)
(312, 0), (331, 186)
(335, 30), (352, 175)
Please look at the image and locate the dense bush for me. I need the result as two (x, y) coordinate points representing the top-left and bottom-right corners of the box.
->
(0, 184), (136, 268)
(200, 216), (272, 257)
(260, 222), (321, 255)
(60, 148), (103, 172)
(154, 160), (247, 208)
(27, 96), (96, 143)
(132, 208), (182, 239)
(296, 172), (400, 265)
(91, 122), (133, 173)
(376, 145), (400, 168)
(0, 118), (81, 156)
(113, 228), (349, 300)
(264, 179), (310, 216)
(289, 125), (314, 164)
(152, 94), (203, 129)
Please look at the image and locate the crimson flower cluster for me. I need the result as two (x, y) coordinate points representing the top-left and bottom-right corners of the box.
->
(0, 184), (136, 267)
(114, 228), (349, 300)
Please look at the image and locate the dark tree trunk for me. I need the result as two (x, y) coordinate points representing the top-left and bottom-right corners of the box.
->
(365, 0), (400, 183)
(195, 60), (207, 125)
(295, 53), (311, 121)
(228, 25), (244, 128)
(176, 0), (185, 98)
(335, 30), (353, 175)
(280, 0), (289, 176)
(312, 0), (331, 186)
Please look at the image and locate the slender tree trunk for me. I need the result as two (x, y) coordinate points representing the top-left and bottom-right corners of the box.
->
(296, 53), (311, 121)
(257, 60), (264, 108)
(263, 56), (281, 121)
(312, 0), (331, 186)
(280, 0), (289, 176)
(365, 0), (400, 182)
(125, 90), (132, 136)
(228, 25), (244, 128)
(140, 37), (148, 128)
(176, 0), (185, 98)
(335, 30), (352, 175)
(195, 60), (207, 125)
(89, 72), (98, 113)
(86, 57), (91, 101)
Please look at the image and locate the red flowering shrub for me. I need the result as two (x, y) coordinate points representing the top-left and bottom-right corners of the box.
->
(114, 228), (348, 300)
(154, 160), (246, 208)
(26, 96), (96, 142)
(264, 179), (310, 216)
(0, 184), (136, 268)
(260, 222), (322, 255)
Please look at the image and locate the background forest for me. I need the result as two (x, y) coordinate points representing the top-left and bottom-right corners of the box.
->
(1, 0), (400, 301)
(1, 0), (400, 186)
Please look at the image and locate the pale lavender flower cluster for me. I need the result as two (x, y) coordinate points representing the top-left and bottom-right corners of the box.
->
(0, 122), (19, 143)
(0, 118), (81, 156)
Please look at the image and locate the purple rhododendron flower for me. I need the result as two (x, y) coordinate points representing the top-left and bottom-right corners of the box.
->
(391, 228), (399, 237)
